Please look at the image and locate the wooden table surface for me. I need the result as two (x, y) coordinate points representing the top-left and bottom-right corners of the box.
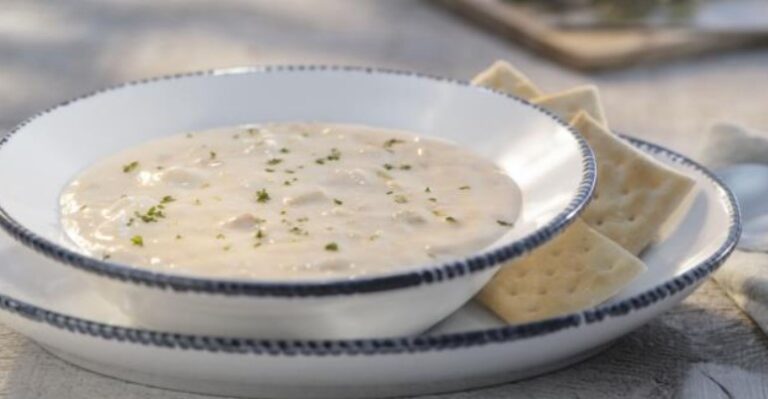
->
(1, 1), (767, 398)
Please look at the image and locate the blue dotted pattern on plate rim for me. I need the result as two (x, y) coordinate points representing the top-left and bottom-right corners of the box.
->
(0, 65), (597, 297)
(0, 135), (741, 356)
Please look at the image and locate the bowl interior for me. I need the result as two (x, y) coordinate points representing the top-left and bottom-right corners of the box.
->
(0, 67), (589, 279)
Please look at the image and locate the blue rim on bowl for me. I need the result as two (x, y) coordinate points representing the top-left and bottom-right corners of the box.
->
(0, 65), (597, 297)
(0, 135), (740, 354)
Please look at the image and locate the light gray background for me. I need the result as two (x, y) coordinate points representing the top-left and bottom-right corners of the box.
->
(0, 1), (767, 398)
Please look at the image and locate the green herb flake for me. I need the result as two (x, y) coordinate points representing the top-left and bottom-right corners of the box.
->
(383, 138), (405, 150)
(175, 234), (182, 240)
(324, 242), (339, 252)
(160, 195), (175, 204)
(223, 245), (231, 251)
(216, 233), (226, 240)
(445, 216), (458, 223)
(425, 187), (431, 193)
(285, 169), (295, 174)
(497, 220), (514, 227)
(265, 168), (275, 173)
(315, 158), (326, 165)
(386, 191), (394, 195)
(383, 163), (394, 171)
(289, 226), (307, 236)
(394, 195), (408, 204)
(256, 188), (271, 203)
(130, 235), (144, 247)
(194, 198), (202, 206)
(134, 205), (165, 223)
(326, 148), (341, 161)
(267, 158), (283, 166)
(122, 161), (139, 173)
(333, 198), (343, 206)
(399, 164), (412, 171)
(459, 185), (471, 190)
(255, 229), (265, 239)
(102, 254), (111, 260)
(284, 180), (292, 186)
(209, 151), (217, 160)
(280, 147), (290, 154)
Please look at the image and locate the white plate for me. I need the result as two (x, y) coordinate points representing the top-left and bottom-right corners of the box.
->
(0, 136), (739, 398)
(0, 66), (595, 339)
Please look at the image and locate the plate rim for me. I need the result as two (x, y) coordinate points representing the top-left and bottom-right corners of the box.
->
(0, 134), (741, 356)
(0, 65), (596, 297)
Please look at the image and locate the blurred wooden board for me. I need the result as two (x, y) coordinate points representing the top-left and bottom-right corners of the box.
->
(441, 0), (768, 70)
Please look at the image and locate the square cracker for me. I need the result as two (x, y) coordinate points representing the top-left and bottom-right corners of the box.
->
(533, 85), (608, 128)
(572, 111), (696, 254)
(471, 61), (543, 100)
(477, 219), (646, 324)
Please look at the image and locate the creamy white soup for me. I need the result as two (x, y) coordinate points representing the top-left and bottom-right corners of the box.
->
(60, 123), (521, 280)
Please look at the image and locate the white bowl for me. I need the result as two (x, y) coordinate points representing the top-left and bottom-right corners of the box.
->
(0, 135), (739, 398)
(0, 66), (595, 339)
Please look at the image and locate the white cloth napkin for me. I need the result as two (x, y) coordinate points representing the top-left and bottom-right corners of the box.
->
(698, 122), (768, 334)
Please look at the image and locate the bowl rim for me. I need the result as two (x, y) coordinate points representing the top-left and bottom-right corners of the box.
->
(0, 135), (741, 355)
(0, 65), (597, 297)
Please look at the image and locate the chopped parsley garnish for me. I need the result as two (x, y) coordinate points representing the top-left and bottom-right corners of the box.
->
(459, 185), (471, 190)
(223, 245), (231, 251)
(267, 158), (283, 165)
(216, 233), (226, 239)
(315, 158), (325, 165)
(325, 242), (339, 251)
(383, 163), (394, 171)
(126, 217), (135, 226)
(122, 161), (139, 173)
(399, 164), (412, 171)
(327, 148), (341, 161)
(280, 147), (290, 154)
(284, 180), (292, 186)
(445, 216), (458, 223)
(265, 168), (275, 173)
(333, 198), (343, 205)
(428, 197), (437, 202)
(209, 151), (217, 160)
(130, 235), (144, 247)
(394, 195), (408, 204)
(160, 195), (175, 204)
(383, 138), (405, 150)
(175, 234), (182, 240)
(285, 169), (295, 174)
(134, 205), (165, 223)
(386, 191), (394, 195)
(497, 220), (514, 227)
(256, 189), (271, 203)
(425, 187), (431, 193)
(194, 198), (202, 205)
(289, 226), (308, 236)
(102, 254), (111, 260)
(255, 229), (265, 239)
